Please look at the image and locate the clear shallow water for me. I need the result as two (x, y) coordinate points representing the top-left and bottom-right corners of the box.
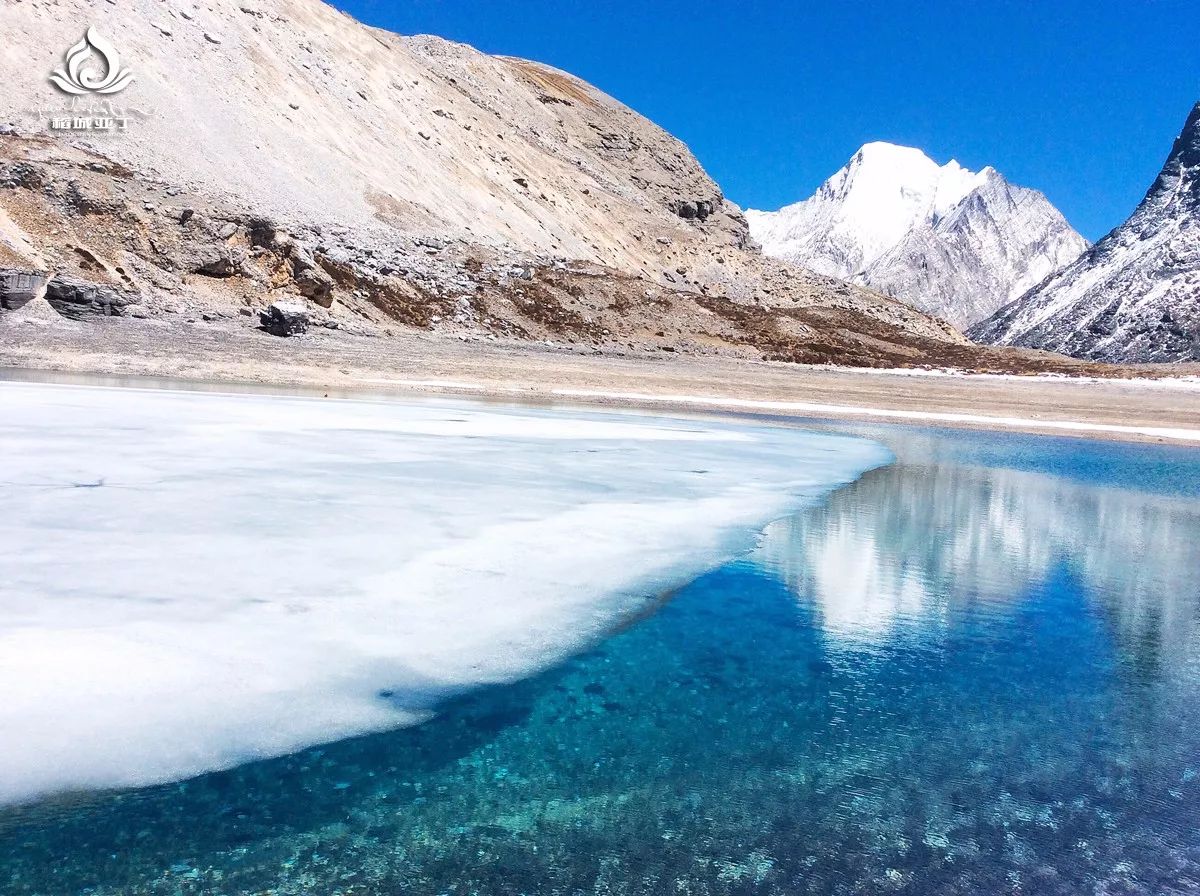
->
(2, 406), (1200, 895)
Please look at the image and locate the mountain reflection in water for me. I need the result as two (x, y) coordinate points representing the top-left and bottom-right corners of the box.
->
(757, 452), (1200, 682)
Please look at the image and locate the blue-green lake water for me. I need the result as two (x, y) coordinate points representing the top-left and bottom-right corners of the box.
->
(2, 417), (1199, 895)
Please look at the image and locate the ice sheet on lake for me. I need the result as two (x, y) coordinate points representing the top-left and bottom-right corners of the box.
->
(0, 382), (888, 804)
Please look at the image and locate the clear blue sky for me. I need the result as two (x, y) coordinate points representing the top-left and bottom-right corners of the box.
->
(331, 0), (1198, 241)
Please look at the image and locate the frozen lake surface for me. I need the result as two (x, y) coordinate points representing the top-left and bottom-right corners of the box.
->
(0, 382), (886, 806)
(2, 382), (1200, 895)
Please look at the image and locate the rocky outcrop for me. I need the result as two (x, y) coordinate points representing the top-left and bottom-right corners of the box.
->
(286, 246), (335, 307)
(190, 246), (247, 278)
(670, 198), (716, 221)
(0, 269), (46, 311)
(43, 275), (131, 319)
(971, 101), (1200, 363)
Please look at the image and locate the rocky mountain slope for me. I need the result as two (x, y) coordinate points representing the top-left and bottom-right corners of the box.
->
(971, 102), (1200, 363)
(746, 143), (1088, 328)
(0, 0), (990, 369)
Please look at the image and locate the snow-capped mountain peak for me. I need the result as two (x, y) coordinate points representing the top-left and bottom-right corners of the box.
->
(772, 142), (987, 274)
(746, 143), (1088, 328)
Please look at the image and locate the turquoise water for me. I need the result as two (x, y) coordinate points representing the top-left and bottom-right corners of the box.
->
(2, 422), (1200, 895)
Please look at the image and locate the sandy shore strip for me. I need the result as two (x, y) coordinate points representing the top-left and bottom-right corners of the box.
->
(354, 379), (1200, 443)
(3, 318), (1200, 444)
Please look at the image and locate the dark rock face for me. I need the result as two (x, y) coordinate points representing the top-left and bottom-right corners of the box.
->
(43, 275), (130, 319)
(0, 268), (46, 310)
(971, 101), (1200, 363)
(672, 198), (715, 222)
(258, 301), (309, 336)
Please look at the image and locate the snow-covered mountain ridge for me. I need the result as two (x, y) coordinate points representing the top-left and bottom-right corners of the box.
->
(746, 143), (1089, 328)
(971, 101), (1200, 363)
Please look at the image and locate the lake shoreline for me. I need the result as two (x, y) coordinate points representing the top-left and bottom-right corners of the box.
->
(3, 318), (1200, 444)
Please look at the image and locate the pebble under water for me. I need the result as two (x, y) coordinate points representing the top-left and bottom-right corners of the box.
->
(2, 424), (1200, 896)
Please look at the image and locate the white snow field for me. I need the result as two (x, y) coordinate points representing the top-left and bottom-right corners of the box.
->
(0, 382), (888, 805)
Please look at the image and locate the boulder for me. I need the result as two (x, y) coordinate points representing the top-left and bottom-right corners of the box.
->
(258, 301), (309, 336)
